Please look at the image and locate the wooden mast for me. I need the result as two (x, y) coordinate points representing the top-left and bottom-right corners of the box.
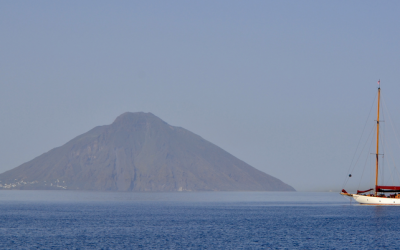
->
(375, 82), (381, 196)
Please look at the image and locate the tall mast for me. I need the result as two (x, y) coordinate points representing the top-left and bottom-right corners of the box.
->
(375, 81), (381, 196)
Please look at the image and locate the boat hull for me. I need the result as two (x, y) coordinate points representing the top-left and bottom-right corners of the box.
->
(353, 194), (400, 205)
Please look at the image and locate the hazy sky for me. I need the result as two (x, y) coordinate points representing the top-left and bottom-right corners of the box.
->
(1, 1), (400, 191)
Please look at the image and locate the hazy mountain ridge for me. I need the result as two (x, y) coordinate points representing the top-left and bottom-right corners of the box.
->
(0, 112), (295, 191)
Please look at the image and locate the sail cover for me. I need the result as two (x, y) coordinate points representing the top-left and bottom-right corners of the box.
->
(376, 186), (400, 192)
(357, 188), (373, 194)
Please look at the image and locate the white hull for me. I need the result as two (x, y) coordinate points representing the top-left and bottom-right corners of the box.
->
(352, 194), (400, 205)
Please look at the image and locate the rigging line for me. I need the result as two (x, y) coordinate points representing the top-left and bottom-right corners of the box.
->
(382, 97), (400, 184)
(357, 130), (375, 191)
(350, 125), (376, 177)
(382, 155), (385, 186)
(382, 126), (397, 186)
(383, 141), (396, 186)
(383, 96), (400, 157)
(387, 139), (400, 184)
(380, 111), (385, 185)
(342, 93), (377, 188)
(343, 125), (376, 188)
(370, 149), (373, 188)
(380, 133), (387, 185)
(383, 94), (400, 173)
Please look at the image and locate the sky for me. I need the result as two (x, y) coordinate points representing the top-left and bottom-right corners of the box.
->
(1, 1), (400, 192)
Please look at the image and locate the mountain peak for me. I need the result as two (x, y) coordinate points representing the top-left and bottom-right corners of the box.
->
(113, 112), (156, 123)
(111, 112), (168, 129)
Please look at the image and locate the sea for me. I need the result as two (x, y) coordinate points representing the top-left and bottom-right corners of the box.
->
(0, 191), (399, 249)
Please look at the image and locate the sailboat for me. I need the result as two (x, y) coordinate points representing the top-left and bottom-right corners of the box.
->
(341, 81), (400, 205)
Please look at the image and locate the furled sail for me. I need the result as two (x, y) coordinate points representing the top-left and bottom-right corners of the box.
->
(357, 188), (373, 194)
(376, 186), (400, 192)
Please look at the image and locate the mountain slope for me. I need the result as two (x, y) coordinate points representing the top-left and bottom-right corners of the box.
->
(0, 112), (295, 191)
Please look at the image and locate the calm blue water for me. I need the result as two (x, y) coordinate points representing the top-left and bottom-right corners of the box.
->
(0, 191), (399, 249)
